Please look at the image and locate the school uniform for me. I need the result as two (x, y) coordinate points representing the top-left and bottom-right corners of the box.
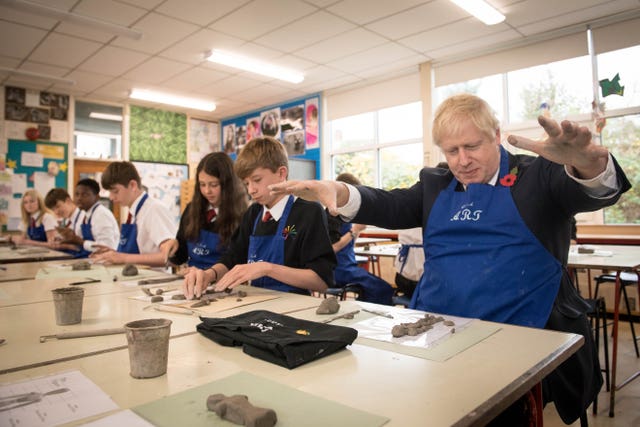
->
(221, 195), (336, 294)
(118, 192), (176, 254)
(81, 202), (120, 252)
(21, 211), (57, 242)
(327, 214), (393, 305)
(170, 203), (224, 269)
(60, 207), (89, 258)
(349, 148), (631, 424)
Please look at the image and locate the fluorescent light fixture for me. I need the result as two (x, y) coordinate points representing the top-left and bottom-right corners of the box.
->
(89, 112), (123, 121)
(450, 0), (505, 25)
(129, 89), (216, 112)
(0, 0), (142, 40)
(205, 49), (304, 84)
(0, 66), (75, 85)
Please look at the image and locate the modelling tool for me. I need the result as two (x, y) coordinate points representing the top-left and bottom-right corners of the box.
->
(39, 328), (125, 343)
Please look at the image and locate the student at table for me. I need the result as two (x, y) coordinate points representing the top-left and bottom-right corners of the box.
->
(327, 173), (393, 305)
(44, 188), (87, 257)
(92, 161), (176, 266)
(165, 152), (248, 269)
(182, 136), (336, 299)
(269, 93), (632, 424)
(12, 189), (57, 247)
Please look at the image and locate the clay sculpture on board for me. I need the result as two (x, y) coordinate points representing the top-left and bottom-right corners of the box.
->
(207, 393), (277, 427)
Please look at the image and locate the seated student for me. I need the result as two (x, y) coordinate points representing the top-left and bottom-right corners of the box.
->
(165, 152), (248, 269)
(92, 161), (176, 266)
(182, 136), (336, 299)
(53, 179), (120, 255)
(393, 227), (424, 299)
(44, 188), (87, 256)
(269, 93), (631, 424)
(12, 189), (57, 247)
(327, 173), (393, 305)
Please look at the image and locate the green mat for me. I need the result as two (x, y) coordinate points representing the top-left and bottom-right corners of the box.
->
(133, 371), (389, 427)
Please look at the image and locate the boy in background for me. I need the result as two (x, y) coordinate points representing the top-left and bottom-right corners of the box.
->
(44, 188), (86, 256)
(92, 162), (175, 266)
(183, 136), (335, 299)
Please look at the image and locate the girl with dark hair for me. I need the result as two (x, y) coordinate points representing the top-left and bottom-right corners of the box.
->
(167, 152), (248, 269)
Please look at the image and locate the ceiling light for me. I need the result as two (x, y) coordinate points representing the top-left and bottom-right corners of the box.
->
(205, 49), (304, 84)
(89, 112), (123, 121)
(0, 66), (75, 85)
(450, 0), (505, 25)
(129, 89), (216, 112)
(0, 0), (142, 40)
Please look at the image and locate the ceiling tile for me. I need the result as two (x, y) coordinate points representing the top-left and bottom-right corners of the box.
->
(327, 42), (418, 74)
(295, 27), (388, 63)
(161, 66), (230, 92)
(159, 29), (245, 64)
(123, 57), (193, 84)
(116, 0), (165, 9)
(78, 46), (150, 76)
(200, 75), (263, 98)
(327, 0), (428, 25)
(29, 32), (102, 68)
(254, 10), (355, 52)
(0, 0), (76, 29)
(60, 69), (113, 93)
(73, 0), (147, 25)
(502, 0), (618, 27)
(0, 21), (47, 58)
(424, 29), (522, 60)
(19, 60), (70, 77)
(111, 12), (199, 54)
(156, 0), (249, 26)
(353, 56), (423, 79)
(90, 77), (137, 102)
(209, 0), (317, 40)
(234, 83), (304, 104)
(0, 56), (21, 68)
(3, 76), (53, 91)
(366, 0), (467, 40)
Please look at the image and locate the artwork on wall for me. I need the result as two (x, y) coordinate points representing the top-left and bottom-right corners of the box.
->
(132, 161), (188, 224)
(220, 94), (321, 179)
(188, 118), (219, 163)
(129, 106), (187, 164)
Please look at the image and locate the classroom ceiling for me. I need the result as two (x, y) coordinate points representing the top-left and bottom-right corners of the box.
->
(1, 0), (639, 120)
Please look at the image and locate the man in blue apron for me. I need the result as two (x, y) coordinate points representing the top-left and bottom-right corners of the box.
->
(182, 137), (335, 300)
(91, 162), (176, 267)
(270, 94), (631, 425)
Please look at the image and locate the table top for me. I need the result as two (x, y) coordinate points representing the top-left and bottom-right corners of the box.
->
(567, 244), (640, 271)
(355, 243), (401, 258)
(354, 237), (393, 246)
(0, 262), (584, 427)
(0, 245), (74, 264)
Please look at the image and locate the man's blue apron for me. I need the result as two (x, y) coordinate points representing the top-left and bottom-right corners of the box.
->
(187, 230), (222, 269)
(117, 193), (148, 254)
(247, 196), (302, 293)
(335, 222), (393, 305)
(410, 146), (561, 328)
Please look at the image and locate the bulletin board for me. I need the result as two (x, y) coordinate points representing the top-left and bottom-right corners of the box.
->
(220, 93), (321, 179)
(132, 161), (188, 224)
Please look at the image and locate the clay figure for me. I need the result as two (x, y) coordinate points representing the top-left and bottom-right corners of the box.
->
(122, 263), (138, 276)
(316, 297), (340, 314)
(207, 394), (277, 427)
(392, 313), (453, 338)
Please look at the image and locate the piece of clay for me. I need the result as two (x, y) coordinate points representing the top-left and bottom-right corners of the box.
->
(71, 261), (91, 271)
(141, 288), (153, 296)
(155, 288), (164, 295)
(150, 295), (164, 303)
(172, 294), (186, 300)
(391, 313), (450, 338)
(236, 298), (243, 302)
(238, 290), (247, 298)
(316, 297), (340, 314)
(207, 394), (277, 427)
(190, 299), (210, 308)
(122, 264), (138, 276)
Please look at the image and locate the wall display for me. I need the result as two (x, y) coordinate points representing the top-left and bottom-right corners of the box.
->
(132, 161), (188, 224)
(188, 118), (219, 163)
(129, 106), (187, 164)
(221, 94), (321, 179)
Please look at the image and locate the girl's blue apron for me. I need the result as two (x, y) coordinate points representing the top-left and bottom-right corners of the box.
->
(335, 222), (393, 305)
(247, 196), (303, 293)
(410, 146), (561, 328)
(117, 193), (148, 254)
(27, 217), (46, 242)
(187, 230), (222, 269)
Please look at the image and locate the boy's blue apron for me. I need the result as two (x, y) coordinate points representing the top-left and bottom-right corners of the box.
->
(335, 222), (393, 305)
(247, 196), (302, 293)
(410, 146), (561, 328)
(187, 230), (222, 269)
(62, 208), (91, 258)
(117, 193), (148, 254)
(27, 217), (46, 242)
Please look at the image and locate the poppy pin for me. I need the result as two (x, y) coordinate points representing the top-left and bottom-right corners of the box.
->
(499, 167), (518, 187)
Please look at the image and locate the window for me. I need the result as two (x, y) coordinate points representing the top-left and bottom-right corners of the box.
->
(74, 101), (122, 159)
(329, 102), (423, 190)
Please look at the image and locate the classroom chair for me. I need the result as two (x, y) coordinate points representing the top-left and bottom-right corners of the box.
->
(585, 296), (610, 414)
(323, 283), (363, 301)
(593, 271), (639, 358)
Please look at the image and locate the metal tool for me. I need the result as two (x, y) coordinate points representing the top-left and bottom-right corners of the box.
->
(361, 308), (394, 319)
(0, 388), (70, 411)
(321, 310), (360, 324)
(138, 275), (183, 285)
(68, 277), (101, 286)
(39, 327), (125, 343)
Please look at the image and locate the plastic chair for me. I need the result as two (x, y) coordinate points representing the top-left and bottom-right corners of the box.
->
(594, 272), (639, 358)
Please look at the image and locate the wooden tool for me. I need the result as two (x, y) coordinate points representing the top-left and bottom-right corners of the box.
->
(321, 310), (360, 324)
(39, 327), (125, 343)
(145, 304), (195, 315)
(138, 275), (183, 285)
